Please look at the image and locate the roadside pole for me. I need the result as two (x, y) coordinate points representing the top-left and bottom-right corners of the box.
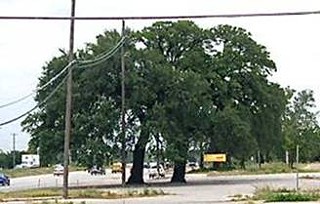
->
(121, 19), (126, 186)
(12, 133), (16, 168)
(63, 0), (76, 199)
(295, 144), (299, 191)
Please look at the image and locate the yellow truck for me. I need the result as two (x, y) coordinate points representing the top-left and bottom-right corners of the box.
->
(111, 162), (122, 173)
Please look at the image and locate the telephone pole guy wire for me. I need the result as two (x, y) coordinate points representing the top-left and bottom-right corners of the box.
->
(63, 0), (75, 199)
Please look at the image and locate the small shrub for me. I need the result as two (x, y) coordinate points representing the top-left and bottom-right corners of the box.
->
(127, 191), (133, 196)
(151, 189), (159, 195)
(143, 188), (151, 196)
(267, 192), (318, 202)
(101, 191), (117, 198)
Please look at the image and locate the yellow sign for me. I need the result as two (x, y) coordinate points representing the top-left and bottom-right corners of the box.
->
(204, 153), (226, 162)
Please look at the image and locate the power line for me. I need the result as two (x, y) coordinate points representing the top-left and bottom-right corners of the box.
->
(0, 10), (319, 21)
(0, 75), (68, 127)
(0, 92), (34, 109)
(78, 36), (126, 65)
(0, 36), (126, 109)
(0, 60), (75, 109)
(0, 9), (317, 110)
(77, 36), (127, 69)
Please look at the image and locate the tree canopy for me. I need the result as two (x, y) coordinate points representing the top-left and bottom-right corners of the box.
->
(20, 20), (320, 183)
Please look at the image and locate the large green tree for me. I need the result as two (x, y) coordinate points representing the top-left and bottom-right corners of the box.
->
(127, 21), (213, 183)
(205, 25), (286, 167)
(21, 21), (288, 184)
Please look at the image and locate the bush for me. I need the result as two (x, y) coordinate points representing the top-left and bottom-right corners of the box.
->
(267, 193), (318, 202)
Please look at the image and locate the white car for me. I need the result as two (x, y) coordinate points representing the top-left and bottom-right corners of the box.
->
(53, 164), (64, 176)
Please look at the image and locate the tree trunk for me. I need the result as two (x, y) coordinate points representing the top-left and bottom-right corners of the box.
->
(127, 126), (148, 185)
(240, 158), (246, 169)
(127, 144), (146, 184)
(199, 153), (204, 169)
(289, 150), (294, 169)
(199, 142), (204, 169)
(171, 162), (186, 183)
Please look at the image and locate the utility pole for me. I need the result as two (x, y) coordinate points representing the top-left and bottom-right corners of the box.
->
(63, 0), (76, 199)
(121, 19), (126, 186)
(12, 133), (16, 168)
(296, 144), (300, 191)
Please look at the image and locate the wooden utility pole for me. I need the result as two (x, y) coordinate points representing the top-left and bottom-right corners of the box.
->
(12, 133), (16, 168)
(296, 145), (300, 191)
(63, 0), (76, 199)
(121, 20), (126, 186)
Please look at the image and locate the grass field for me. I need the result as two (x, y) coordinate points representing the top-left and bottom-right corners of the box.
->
(0, 187), (166, 202)
(1, 165), (85, 178)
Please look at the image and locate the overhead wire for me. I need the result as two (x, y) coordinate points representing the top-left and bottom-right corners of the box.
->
(0, 36), (127, 126)
(0, 92), (34, 109)
(0, 9), (317, 111)
(0, 74), (69, 127)
(77, 36), (127, 68)
(0, 8), (318, 126)
(79, 36), (126, 65)
(0, 60), (76, 109)
(0, 10), (319, 20)
(0, 36), (126, 109)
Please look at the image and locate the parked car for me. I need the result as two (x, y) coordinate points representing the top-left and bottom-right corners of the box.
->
(0, 173), (10, 186)
(187, 162), (199, 171)
(111, 162), (122, 173)
(148, 164), (165, 179)
(53, 164), (64, 176)
(89, 166), (106, 175)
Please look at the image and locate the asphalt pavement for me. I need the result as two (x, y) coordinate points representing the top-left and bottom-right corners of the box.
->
(2, 170), (320, 203)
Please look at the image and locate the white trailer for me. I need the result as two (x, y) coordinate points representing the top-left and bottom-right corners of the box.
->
(20, 154), (40, 168)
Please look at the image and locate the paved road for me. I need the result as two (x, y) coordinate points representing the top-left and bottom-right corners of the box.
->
(0, 168), (132, 192)
(2, 171), (320, 203)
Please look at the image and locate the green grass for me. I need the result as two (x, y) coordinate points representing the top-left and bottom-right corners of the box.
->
(251, 186), (320, 202)
(2, 165), (85, 178)
(267, 192), (318, 202)
(0, 187), (167, 202)
(204, 162), (315, 176)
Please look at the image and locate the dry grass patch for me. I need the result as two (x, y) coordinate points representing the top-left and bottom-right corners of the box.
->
(0, 187), (167, 202)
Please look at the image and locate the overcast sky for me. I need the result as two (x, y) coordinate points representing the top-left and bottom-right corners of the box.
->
(0, 0), (320, 151)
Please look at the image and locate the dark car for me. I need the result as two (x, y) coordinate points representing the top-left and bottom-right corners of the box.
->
(0, 173), (10, 186)
(89, 166), (105, 175)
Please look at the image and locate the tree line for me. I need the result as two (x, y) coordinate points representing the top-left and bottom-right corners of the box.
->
(21, 21), (320, 183)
